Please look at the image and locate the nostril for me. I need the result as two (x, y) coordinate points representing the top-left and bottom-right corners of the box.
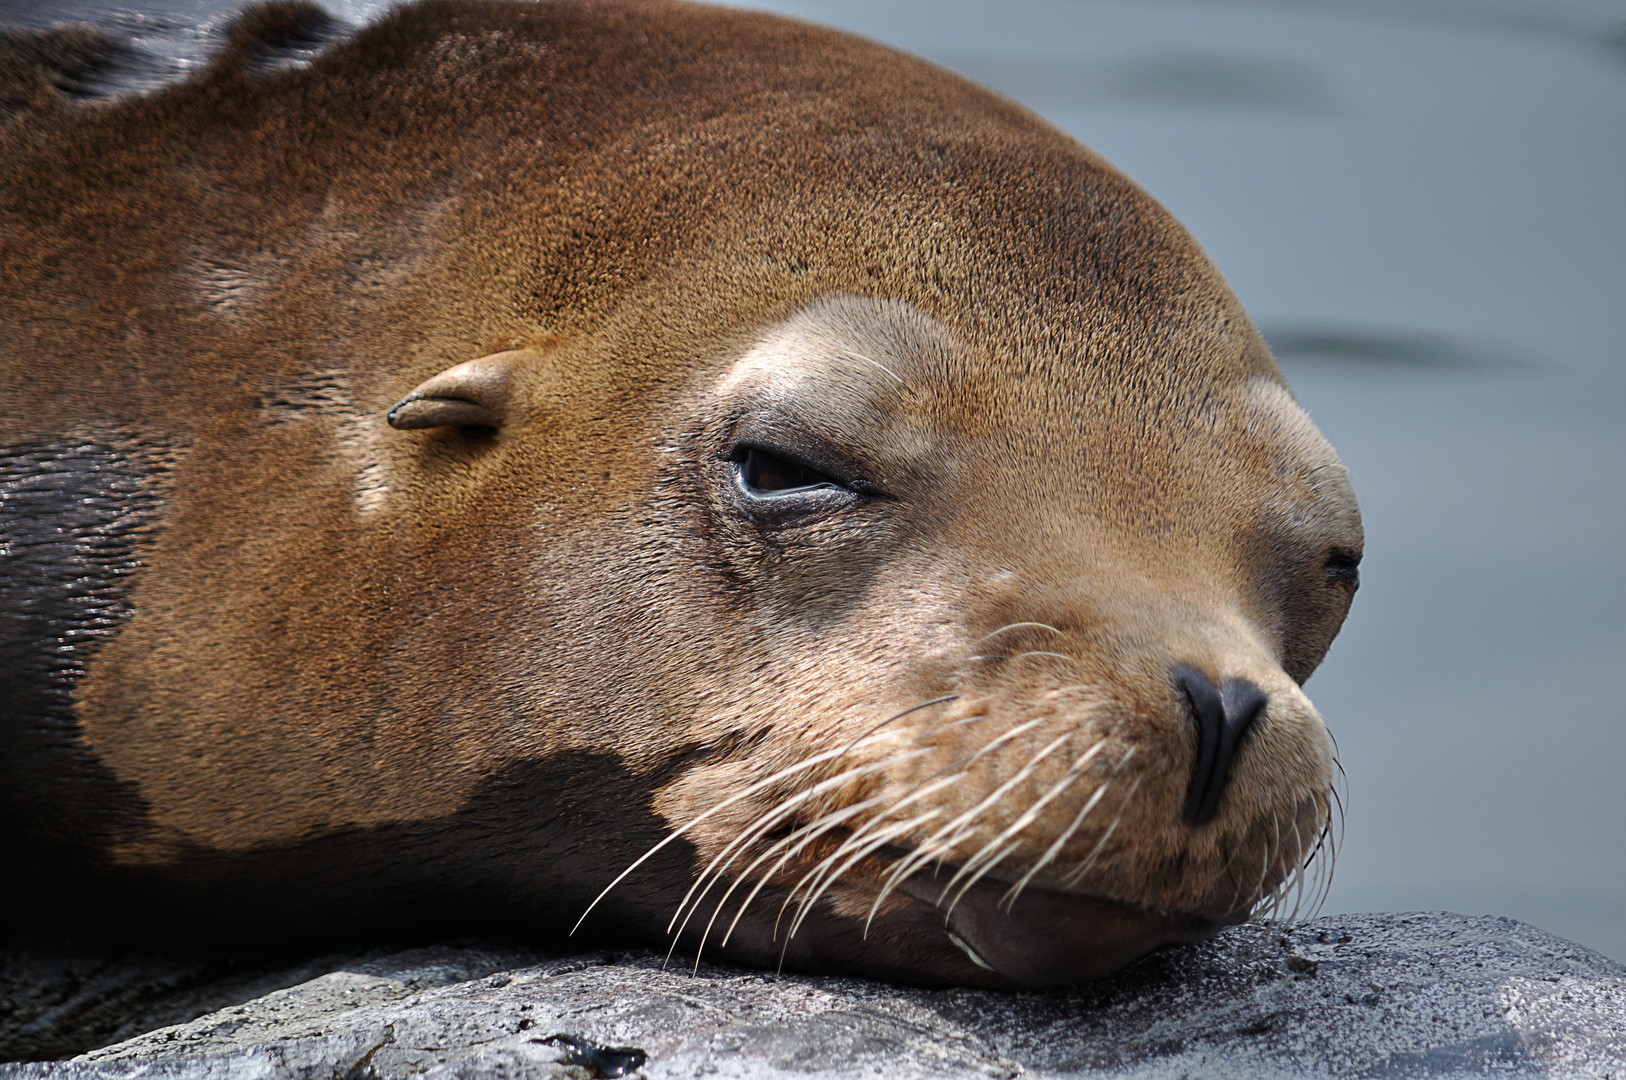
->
(1171, 666), (1223, 824)
(1172, 666), (1269, 826)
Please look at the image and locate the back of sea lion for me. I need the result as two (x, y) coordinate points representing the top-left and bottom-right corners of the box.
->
(0, 0), (1361, 987)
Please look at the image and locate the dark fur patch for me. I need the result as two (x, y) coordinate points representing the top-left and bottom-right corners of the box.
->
(0, 440), (169, 848)
(1, 2), (350, 118)
(217, 2), (349, 78)
(53, 752), (699, 954)
(0, 25), (143, 118)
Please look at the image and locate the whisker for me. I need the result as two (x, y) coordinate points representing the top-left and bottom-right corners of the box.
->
(940, 841), (1024, 921)
(1024, 746), (1135, 896)
(910, 713), (987, 744)
(885, 766), (1040, 898)
(838, 695), (961, 758)
(586, 691), (961, 939)
(840, 348), (906, 387)
(764, 772), (967, 945)
(1286, 815), (1308, 923)
(1313, 790), (1339, 917)
(1265, 811), (1287, 923)
(667, 759), (874, 935)
(1318, 784), (1345, 915)
(1293, 797), (1330, 921)
(1251, 827), (1272, 919)
(1257, 811), (1284, 922)
(775, 815), (938, 967)
(938, 716), (1047, 776)
(668, 791), (815, 938)
(1224, 845), (1248, 918)
(1301, 793), (1335, 919)
(1326, 754), (1348, 906)
(662, 766), (895, 970)
(1058, 773), (1143, 890)
(975, 622), (1061, 645)
(745, 789), (960, 948)
(932, 733), (1073, 905)
(1268, 810), (1281, 917)
(571, 731), (903, 935)
(1304, 844), (1326, 921)
(782, 787), (970, 938)
(689, 792), (898, 972)
(998, 740), (1118, 909)
(666, 748), (931, 943)
(874, 725), (1068, 909)
(783, 812), (943, 946)
(767, 712), (1034, 949)
(852, 777), (975, 936)
(1263, 828), (1282, 922)
(1007, 651), (1078, 666)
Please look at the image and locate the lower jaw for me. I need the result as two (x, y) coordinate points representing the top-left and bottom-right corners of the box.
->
(895, 870), (1236, 987)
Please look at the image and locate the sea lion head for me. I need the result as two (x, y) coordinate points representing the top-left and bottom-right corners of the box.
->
(8, 0), (1360, 987)
(610, 291), (1361, 987)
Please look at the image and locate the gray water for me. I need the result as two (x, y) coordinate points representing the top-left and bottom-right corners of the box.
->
(5, 0), (1624, 962)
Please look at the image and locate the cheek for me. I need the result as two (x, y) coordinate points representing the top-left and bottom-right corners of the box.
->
(646, 572), (985, 829)
(696, 497), (897, 624)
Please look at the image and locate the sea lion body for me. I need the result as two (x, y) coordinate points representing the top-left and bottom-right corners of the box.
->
(0, 0), (1361, 986)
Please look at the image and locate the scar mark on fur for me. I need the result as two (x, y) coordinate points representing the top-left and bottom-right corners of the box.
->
(343, 413), (392, 517)
(258, 370), (392, 516)
(260, 369), (354, 424)
(195, 258), (259, 314)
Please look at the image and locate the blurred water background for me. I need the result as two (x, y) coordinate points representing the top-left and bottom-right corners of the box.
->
(3, 0), (1623, 961)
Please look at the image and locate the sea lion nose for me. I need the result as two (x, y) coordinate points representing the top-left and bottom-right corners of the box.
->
(1172, 666), (1269, 826)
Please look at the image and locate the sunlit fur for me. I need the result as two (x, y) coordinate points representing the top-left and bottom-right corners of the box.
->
(626, 300), (1359, 980)
(1, 0), (1360, 984)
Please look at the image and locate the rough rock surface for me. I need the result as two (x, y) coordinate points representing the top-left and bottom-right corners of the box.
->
(0, 942), (522, 1065)
(3, 913), (1624, 1079)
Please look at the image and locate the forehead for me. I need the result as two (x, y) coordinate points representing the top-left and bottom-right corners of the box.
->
(710, 295), (1329, 472)
(715, 297), (955, 404)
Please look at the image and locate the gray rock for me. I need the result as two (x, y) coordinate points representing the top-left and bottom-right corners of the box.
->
(3, 914), (1624, 1079)
(0, 943), (530, 1065)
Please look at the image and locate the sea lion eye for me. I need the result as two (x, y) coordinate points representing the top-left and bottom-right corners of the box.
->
(1325, 548), (1362, 590)
(733, 446), (841, 495)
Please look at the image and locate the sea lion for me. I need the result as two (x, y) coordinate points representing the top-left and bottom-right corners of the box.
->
(0, 0), (1362, 987)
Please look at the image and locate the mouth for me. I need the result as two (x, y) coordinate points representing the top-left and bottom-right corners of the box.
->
(894, 867), (1237, 987)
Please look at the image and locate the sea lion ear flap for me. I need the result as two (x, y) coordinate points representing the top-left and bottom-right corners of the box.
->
(386, 350), (529, 431)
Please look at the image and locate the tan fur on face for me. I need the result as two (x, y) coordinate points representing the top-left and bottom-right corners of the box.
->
(0, 0), (1360, 968)
(651, 298), (1356, 929)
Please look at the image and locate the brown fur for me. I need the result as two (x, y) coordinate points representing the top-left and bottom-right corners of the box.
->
(0, 0), (1360, 985)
